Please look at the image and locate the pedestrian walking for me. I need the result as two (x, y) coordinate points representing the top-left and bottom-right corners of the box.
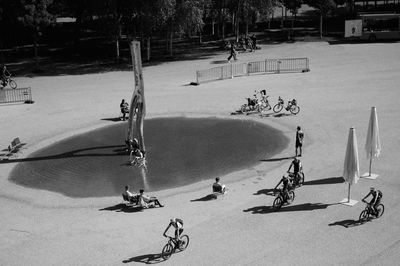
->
(295, 126), (304, 157)
(227, 42), (237, 62)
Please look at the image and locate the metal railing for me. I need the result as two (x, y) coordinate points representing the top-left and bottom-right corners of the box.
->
(196, 58), (309, 84)
(0, 87), (33, 104)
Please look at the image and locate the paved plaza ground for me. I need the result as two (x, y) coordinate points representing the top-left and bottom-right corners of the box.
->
(1, 41), (400, 265)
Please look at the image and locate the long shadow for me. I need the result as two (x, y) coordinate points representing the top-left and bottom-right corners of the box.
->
(211, 59), (229, 64)
(123, 253), (164, 264)
(101, 117), (123, 122)
(328, 219), (365, 228)
(99, 203), (144, 213)
(0, 145), (126, 164)
(253, 188), (275, 196)
(260, 113), (293, 118)
(303, 177), (344, 186)
(260, 156), (294, 162)
(243, 202), (336, 214)
(191, 194), (216, 202)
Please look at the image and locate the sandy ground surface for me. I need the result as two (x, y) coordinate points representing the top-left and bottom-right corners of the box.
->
(1, 41), (400, 266)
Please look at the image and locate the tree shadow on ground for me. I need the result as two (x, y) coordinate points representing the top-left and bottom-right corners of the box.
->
(243, 202), (337, 214)
(191, 194), (216, 202)
(0, 145), (126, 165)
(328, 219), (365, 228)
(303, 177), (344, 186)
(122, 253), (164, 264)
(260, 156), (294, 162)
(253, 188), (275, 196)
(99, 203), (144, 213)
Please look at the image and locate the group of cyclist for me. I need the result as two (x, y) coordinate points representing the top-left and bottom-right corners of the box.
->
(274, 156), (303, 203)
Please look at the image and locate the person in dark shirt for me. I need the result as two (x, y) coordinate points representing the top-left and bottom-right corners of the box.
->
(362, 187), (382, 216)
(295, 126), (304, 157)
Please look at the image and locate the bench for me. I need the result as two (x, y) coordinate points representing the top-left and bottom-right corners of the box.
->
(1, 137), (23, 160)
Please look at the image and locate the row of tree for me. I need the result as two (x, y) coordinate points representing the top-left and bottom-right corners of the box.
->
(0, 0), (350, 63)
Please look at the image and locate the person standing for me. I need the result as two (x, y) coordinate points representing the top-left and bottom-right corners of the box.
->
(295, 126), (304, 157)
(227, 42), (237, 62)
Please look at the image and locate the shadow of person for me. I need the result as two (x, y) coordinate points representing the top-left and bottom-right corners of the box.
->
(122, 253), (164, 264)
(328, 219), (365, 228)
(303, 177), (344, 186)
(243, 202), (336, 214)
(253, 188), (275, 196)
(260, 156), (294, 162)
(99, 204), (143, 213)
(191, 194), (216, 202)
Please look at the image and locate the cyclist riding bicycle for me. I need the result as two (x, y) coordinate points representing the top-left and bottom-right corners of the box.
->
(362, 187), (383, 216)
(287, 157), (302, 184)
(163, 218), (184, 243)
(1, 65), (11, 87)
(274, 175), (291, 202)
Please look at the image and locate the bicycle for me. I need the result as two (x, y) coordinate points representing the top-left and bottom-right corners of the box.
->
(0, 75), (17, 89)
(273, 97), (300, 115)
(288, 171), (305, 188)
(161, 235), (190, 260)
(359, 200), (384, 222)
(273, 188), (295, 211)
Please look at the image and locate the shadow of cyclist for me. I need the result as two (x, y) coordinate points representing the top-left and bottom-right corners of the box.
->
(122, 253), (163, 264)
(328, 219), (365, 228)
(243, 202), (336, 214)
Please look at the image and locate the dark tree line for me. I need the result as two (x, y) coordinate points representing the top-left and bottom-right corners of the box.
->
(0, 0), (354, 64)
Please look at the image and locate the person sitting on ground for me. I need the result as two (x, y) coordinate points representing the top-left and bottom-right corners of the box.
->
(247, 97), (257, 107)
(120, 99), (129, 120)
(274, 175), (292, 202)
(287, 157), (302, 185)
(212, 177), (226, 194)
(123, 185), (138, 204)
(362, 187), (383, 216)
(138, 189), (164, 208)
(130, 148), (144, 165)
(163, 218), (184, 243)
(1, 65), (10, 87)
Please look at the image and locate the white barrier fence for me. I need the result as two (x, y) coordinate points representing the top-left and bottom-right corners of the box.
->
(0, 87), (33, 104)
(196, 58), (309, 84)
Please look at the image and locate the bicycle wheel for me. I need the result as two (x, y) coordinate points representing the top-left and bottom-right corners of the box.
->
(273, 104), (283, 113)
(273, 197), (283, 210)
(376, 204), (384, 218)
(162, 243), (174, 260)
(359, 210), (369, 222)
(9, 80), (17, 89)
(290, 105), (300, 115)
(287, 191), (295, 204)
(178, 235), (189, 251)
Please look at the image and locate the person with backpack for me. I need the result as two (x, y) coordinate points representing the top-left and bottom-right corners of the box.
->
(362, 187), (383, 216)
(163, 218), (184, 243)
(295, 126), (304, 157)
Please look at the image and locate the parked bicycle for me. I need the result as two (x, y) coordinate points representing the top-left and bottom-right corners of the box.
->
(359, 200), (384, 222)
(0, 75), (17, 89)
(273, 188), (295, 211)
(288, 171), (305, 188)
(162, 235), (190, 260)
(273, 96), (300, 115)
